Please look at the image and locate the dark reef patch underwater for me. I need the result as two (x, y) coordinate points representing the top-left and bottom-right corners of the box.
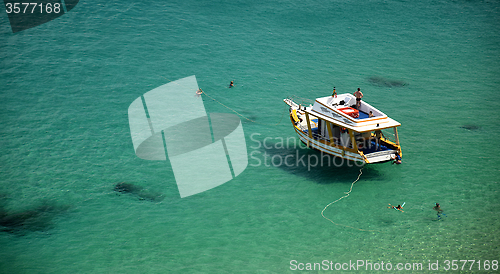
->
(367, 76), (409, 87)
(0, 194), (70, 235)
(114, 182), (165, 202)
(460, 124), (481, 130)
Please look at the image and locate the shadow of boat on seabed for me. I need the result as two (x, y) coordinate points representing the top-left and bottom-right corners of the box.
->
(249, 139), (382, 185)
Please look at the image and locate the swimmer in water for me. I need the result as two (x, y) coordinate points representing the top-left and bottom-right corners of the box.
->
(434, 203), (446, 219)
(195, 88), (203, 97)
(229, 81), (234, 88)
(391, 153), (402, 164)
(388, 202), (405, 212)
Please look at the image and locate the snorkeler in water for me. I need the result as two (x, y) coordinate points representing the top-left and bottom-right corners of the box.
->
(388, 202), (405, 212)
(391, 153), (402, 165)
(434, 203), (447, 220)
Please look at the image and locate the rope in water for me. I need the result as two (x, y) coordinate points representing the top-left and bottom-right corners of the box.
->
(320, 167), (378, 232)
(200, 89), (288, 126)
(158, 75), (288, 126)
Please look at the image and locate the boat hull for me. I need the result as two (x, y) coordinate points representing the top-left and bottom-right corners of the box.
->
(284, 96), (401, 164)
(294, 126), (365, 163)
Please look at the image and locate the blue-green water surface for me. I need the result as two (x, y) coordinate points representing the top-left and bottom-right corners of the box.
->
(1, 0), (499, 273)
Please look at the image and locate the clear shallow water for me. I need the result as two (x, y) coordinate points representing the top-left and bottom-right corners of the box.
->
(0, 0), (499, 273)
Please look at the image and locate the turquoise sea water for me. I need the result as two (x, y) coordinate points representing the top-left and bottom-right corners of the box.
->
(1, 0), (499, 273)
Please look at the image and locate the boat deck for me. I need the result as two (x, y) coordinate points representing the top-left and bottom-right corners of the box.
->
(357, 110), (370, 119)
(359, 141), (393, 154)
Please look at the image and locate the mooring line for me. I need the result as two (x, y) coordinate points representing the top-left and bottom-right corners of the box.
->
(200, 89), (288, 126)
(321, 167), (378, 232)
(158, 75), (287, 126)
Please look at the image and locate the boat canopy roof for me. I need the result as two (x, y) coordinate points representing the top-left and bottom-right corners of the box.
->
(303, 93), (401, 132)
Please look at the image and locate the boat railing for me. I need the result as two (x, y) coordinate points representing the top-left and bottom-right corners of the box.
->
(312, 132), (328, 142)
(287, 95), (314, 106)
(296, 123), (307, 132)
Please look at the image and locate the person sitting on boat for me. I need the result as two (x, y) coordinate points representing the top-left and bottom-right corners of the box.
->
(229, 81), (234, 88)
(332, 87), (337, 98)
(354, 88), (363, 109)
(357, 132), (371, 149)
(369, 111), (374, 118)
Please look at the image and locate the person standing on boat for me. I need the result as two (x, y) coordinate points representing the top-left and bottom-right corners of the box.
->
(332, 87), (337, 98)
(354, 88), (363, 108)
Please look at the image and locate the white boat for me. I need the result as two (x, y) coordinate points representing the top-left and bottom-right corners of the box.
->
(283, 93), (402, 164)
